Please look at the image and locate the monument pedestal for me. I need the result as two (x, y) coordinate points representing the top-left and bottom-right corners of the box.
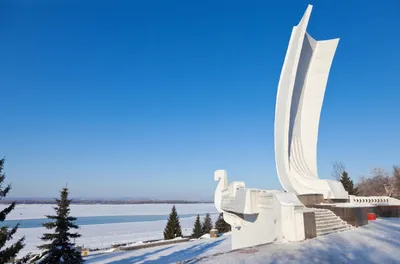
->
(297, 194), (368, 227)
(370, 205), (400, 218)
(297, 194), (325, 206)
(314, 205), (368, 227)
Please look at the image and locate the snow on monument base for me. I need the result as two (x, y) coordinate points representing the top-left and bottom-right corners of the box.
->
(214, 170), (316, 250)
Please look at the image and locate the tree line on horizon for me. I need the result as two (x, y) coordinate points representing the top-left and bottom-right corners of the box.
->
(0, 199), (214, 205)
(332, 162), (400, 197)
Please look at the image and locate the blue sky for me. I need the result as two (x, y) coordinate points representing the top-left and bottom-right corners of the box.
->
(1, 0), (399, 200)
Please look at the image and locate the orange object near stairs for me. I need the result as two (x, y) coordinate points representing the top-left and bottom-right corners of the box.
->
(367, 213), (376, 221)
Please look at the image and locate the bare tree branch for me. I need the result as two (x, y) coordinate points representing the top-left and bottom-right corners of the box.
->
(331, 161), (346, 181)
(371, 167), (389, 178)
(392, 165), (400, 197)
(356, 167), (391, 196)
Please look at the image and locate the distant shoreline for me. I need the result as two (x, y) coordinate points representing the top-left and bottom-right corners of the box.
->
(0, 200), (213, 205)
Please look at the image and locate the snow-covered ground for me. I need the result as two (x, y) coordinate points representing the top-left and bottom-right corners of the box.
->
(85, 218), (400, 264)
(3, 204), (217, 258)
(85, 233), (232, 264)
(8, 204), (400, 263)
(17, 214), (219, 257)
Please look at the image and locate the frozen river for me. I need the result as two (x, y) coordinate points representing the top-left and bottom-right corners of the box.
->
(3, 213), (207, 228)
(1, 203), (218, 258)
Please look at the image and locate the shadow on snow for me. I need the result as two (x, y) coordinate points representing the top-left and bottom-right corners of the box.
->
(85, 238), (226, 264)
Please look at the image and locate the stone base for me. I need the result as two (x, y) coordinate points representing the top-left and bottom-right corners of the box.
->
(325, 198), (349, 204)
(297, 194), (350, 207)
(303, 211), (317, 239)
(297, 194), (324, 207)
(313, 205), (368, 227)
(372, 205), (400, 217)
(297, 194), (369, 227)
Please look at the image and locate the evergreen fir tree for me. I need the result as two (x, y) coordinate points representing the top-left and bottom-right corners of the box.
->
(0, 158), (25, 264)
(37, 186), (83, 264)
(202, 213), (213, 235)
(214, 213), (231, 233)
(163, 205), (182, 240)
(191, 215), (203, 239)
(15, 253), (34, 264)
(340, 171), (359, 195)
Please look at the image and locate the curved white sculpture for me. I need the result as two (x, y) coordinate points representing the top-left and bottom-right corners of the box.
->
(214, 4), (400, 251)
(213, 4), (357, 251)
(274, 5), (348, 199)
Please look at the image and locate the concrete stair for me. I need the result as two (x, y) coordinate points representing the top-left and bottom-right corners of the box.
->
(314, 209), (352, 236)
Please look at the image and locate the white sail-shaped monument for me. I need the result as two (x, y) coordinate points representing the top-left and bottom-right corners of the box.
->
(213, 4), (400, 251)
(274, 5), (348, 199)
